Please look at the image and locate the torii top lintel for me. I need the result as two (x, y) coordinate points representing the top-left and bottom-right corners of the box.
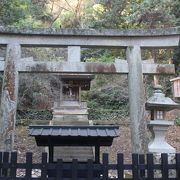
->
(0, 26), (179, 47)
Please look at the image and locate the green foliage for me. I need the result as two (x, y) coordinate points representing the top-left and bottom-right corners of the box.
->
(59, 11), (77, 28)
(88, 107), (129, 121)
(0, 0), (48, 27)
(88, 86), (128, 109)
(90, 0), (129, 28)
(18, 74), (52, 110)
(0, 0), (31, 26)
(128, 0), (176, 28)
(86, 78), (129, 121)
(82, 48), (125, 63)
(1, 0), (180, 29)
(0, 73), (3, 89)
(175, 116), (180, 126)
(17, 109), (52, 121)
(52, 18), (61, 28)
(14, 17), (43, 28)
(171, 0), (180, 26)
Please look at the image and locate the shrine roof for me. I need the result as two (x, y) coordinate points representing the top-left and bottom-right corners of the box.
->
(60, 74), (95, 80)
(30, 125), (119, 137)
(29, 125), (119, 146)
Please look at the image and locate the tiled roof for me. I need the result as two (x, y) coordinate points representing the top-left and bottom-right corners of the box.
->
(29, 125), (119, 137)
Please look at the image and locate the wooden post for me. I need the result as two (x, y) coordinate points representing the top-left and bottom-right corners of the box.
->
(49, 144), (54, 163)
(0, 43), (20, 152)
(95, 145), (100, 163)
(126, 46), (147, 153)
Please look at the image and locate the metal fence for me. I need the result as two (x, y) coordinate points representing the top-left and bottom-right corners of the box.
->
(0, 152), (179, 179)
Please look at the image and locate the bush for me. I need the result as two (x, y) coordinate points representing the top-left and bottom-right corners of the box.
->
(17, 109), (52, 121)
(175, 116), (180, 126)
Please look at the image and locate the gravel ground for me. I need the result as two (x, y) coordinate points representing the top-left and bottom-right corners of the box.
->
(14, 125), (180, 163)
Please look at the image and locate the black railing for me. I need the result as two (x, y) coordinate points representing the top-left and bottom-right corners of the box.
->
(0, 152), (179, 179)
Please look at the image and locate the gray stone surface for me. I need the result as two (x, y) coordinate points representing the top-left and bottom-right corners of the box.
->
(0, 26), (179, 36)
(146, 85), (180, 111)
(0, 27), (179, 47)
(68, 46), (80, 62)
(0, 59), (174, 74)
(127, 46), (147, 153)
(0, 43), (20, 151)
(148, 120), (176, 153)
(0, 35), (178, 47)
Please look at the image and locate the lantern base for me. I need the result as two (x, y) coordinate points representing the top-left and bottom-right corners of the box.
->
(148, 142), (176, 153)
(148, 120), (176, 153)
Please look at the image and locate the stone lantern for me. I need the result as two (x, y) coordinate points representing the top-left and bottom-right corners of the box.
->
(146, 85), (180, 153)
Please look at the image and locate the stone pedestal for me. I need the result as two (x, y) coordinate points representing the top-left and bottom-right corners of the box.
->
(52, 101), (88, 125)
(148, 120), (175, 153)
(51, 101), (94, 162)
(148, 120), (176, 178)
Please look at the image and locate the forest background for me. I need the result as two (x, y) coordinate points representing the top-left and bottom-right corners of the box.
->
(0, 0), (179, 124)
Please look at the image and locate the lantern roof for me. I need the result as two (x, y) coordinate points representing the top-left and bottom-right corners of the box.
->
(145, 85), (180, 111)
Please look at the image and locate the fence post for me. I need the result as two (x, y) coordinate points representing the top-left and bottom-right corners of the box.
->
(139, 154), (145, 178)
(87, 159), (93, 180)
(10, 152), (17, 178)
(176, 153), (180, 179)
(72, 159), (78, 180)
(2, 152), (9, 177)
(117, 154), (124, 179)
(102, 153), (109, 180)
(161, 153), (168, 180)
(0, 151), (179, 179)
(147, 153), (154, 179)
(0, 152), (2, 177)
(25, 152), (32, 180)
(132, 154), (139, 179)
(41, 152), (47, 179)
(56, 159), (63, 179)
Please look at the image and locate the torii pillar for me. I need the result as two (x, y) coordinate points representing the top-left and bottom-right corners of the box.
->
(0, 44), (20, 151)
(127, 46), (147, 153)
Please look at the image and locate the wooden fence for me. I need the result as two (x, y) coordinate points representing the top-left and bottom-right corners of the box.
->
(0, 152), (179, 179)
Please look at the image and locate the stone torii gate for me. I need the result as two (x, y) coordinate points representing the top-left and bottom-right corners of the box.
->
(0, 27), (179, 153)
